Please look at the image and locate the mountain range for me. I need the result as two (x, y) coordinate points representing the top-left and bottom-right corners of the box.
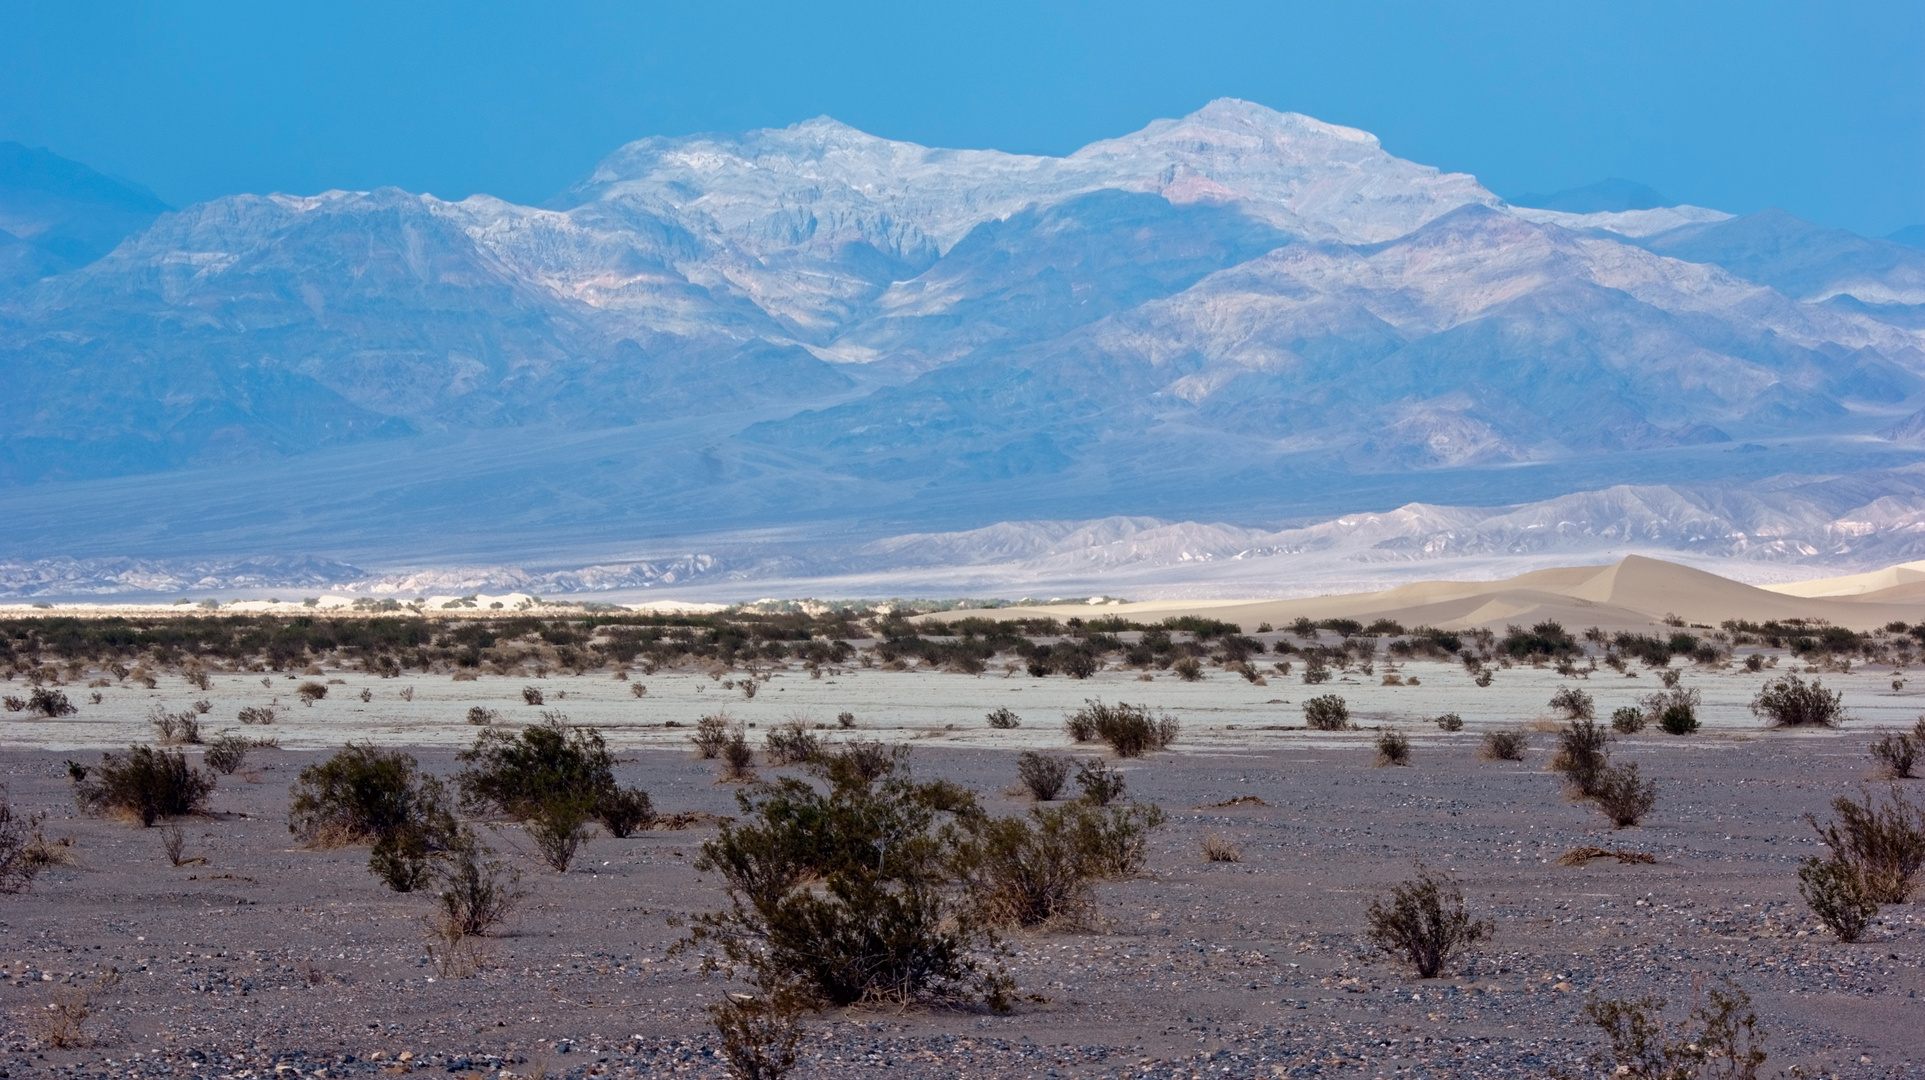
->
(4, 100), (1925, 598)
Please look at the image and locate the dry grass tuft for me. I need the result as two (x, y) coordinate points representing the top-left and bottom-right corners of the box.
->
(1201, 832), (1242, 863)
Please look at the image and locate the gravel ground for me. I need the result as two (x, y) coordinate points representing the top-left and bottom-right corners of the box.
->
(1, 663), (1922, 1079)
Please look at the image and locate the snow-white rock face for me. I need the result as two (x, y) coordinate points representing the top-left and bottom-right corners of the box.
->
(1508, 204), (1732, 238)
(3, 100), (1925, 577)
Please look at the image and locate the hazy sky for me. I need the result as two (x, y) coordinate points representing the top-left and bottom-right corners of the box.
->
(2, 1), (1920, 234)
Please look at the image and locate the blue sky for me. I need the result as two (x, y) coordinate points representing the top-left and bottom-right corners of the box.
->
(2, 0), (1920, 235)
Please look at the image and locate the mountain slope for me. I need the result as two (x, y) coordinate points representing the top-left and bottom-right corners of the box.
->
(0, 142), (168, 288)
(1639, 207), (1925, 306)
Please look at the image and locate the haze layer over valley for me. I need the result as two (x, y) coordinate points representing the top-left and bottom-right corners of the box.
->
(5, 100), (1925, 599)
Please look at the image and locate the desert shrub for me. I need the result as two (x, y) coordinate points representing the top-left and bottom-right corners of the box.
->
(1433, 712), (1464, 732)
(1798, 857), (1877, 942)
(836, 711), (856, 729)
(527, 792), (596, 872)
(1552, 719), (1612, 796)
(1474, 668), (1494, 688)
(1871, 731), (1918, 779)
(192, 699), (213, 714)
(985, 707), (1021, 729)
(1374, 730), (1411, 767)
(1074, 759), (1126, 806)
(741, 678), (760, 700)
(202, 732), (251, 775)
(1063, 699), (1177, 757)
(520, 685), (544, 705)
(1610, 706), (1646, 734)
(1364, 866), (1490, 978)
(1302, 694), (1349, 731)
(764, 721), (822, 766)
(465, 706), (499, 726)
(679, 747), (1011, 1009)
(1096, 705), (1179, 757)
(709, 990), (806, 1080)
(237, 705), (279, 725)
(1065, 799), (1165, 877)
(957, 803), (1102, 928)
(429, 827), (521, 937)
(146, 704), (202, 746)
(692, 714), (733, 758)
(597, 786), (656, 837)
(0, 785), (53, 893)
(828, 740), (900, 783)
(287, 744), (455, 888)
(76, 746), (215, 827)
(1302, 659), (1331, 685)
(455, 714), (616, 820)
(1549, 687), (1595, 721)
(27, 687), (76, 717)
(1584, 979), (1767, 1080)
(1016, 751), (1071, 801)
(1750, 674), (1845, 728)
(1593, 763), (1657, 828)
(296, 681), (327, 704)
(1171, 656), (1203, 681)
(1805, 786), (1925, 903)
(720, 730), (757, 781)
(2, 695), (24, 711)
(1201, 832), (1242, 863)
(1643, 688), (1701, 735)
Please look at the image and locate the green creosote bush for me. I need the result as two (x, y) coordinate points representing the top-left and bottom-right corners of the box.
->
(692, 714), (732, 758)
(1549, 687), (1595, 721)
(1063, 699), (1178, 757)
(1804, 786), (1925, 904)
(1433, 712), (1464, 733)
(764, 721), (822, 767)
(1644, 688), (1701, 735)
(1584, 979), (1767, 1080)
(1302, 695), (1349, 732)
(1374, 730), (1411, 767)
(958, 794), (1167, 929)
(1363, 865), (1490, 978)
(677, 744), (1013, 1010)
(1750, 674), (1846, 728)
(1016, 751), (1071, 801)
(456, 713), (651, 853)
(596, 786), (656, 838)
(708, 989), (807, 1080)
(287, 743), (455, 891)
(719, 730), (757, 782)
(424, 826), (523, 976)
(1592, 763), (1657, 828)
(1610, 706), (1647, 734)
(1073, 759), (1126, 806)
(1302, 659), (1331, 685)
(465, 706), (499, 726)
(1797, 857), (1877, 942)
(26, 687), (77, 718)
(985, 707), (1021, 730)
(147, 705), (202, 746)
(0, 784), (55, 893)
(76, 746), (215, 827)
(1870, 731), (1918, 780)
(202, 731), (252, 775)
(1551, 719), (1612, 796)
(526, 792), (596, 873)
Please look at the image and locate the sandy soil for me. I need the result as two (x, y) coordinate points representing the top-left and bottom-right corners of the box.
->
(1, 658), (1923, 1079)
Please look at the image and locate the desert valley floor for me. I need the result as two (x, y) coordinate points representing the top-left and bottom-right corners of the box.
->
(1, 649), (1923, 1080)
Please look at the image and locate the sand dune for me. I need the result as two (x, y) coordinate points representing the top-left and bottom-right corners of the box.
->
(1762, 560), (1925, 598)
(928, 555), (1925, 631)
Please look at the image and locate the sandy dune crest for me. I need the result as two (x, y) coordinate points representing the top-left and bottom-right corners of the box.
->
(929, 555), (1925, 630)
